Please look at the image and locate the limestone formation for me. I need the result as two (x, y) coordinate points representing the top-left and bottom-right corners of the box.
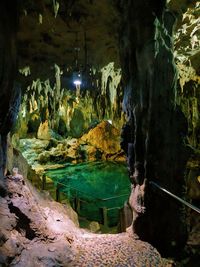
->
(17, 63), (124, 140)
(174, 2), (200, 149)
(0, 2), (20, 199)
(37, 120), (52, 140)
(81, 120), (121, 156)
(117, 0), (191, 255)
(18, 121), (125, 173)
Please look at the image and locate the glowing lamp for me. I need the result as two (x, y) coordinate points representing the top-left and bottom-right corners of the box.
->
(73, 71), (82, 86)
(74, 80), (81, 86)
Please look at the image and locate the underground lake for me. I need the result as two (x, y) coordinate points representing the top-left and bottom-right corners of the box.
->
(45, 161), (131, 227)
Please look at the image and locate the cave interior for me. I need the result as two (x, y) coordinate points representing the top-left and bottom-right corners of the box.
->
(0, 0), (200, 266)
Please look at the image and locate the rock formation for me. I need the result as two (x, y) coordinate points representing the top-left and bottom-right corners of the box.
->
(117, 0), (192, 256)
(16, 63), (124, 140)
(0, 1), (20, 195)
(173, 2), (200, 205)
(0, 172), (169, 266)
(18, 121), (125, 172)
(174, 1), (200, 149)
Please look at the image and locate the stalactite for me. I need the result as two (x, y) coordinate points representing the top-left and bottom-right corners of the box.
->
(16, 62), (124, 139)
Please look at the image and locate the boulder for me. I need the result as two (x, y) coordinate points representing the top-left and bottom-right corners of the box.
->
(89, 221), (101, 233)
(81, 121), (121, 154)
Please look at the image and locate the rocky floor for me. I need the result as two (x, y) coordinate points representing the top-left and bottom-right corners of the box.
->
(72, 232), (163, 267)
(0, 175), (170, 267)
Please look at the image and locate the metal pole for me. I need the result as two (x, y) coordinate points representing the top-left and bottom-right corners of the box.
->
(56, 183), (60, 202)
(42, 174), (46, 190)
(101, 207), (108, 227)
(149, 181), (200, 214)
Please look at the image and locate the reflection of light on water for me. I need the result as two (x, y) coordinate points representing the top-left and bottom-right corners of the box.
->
(114, 184), (119, 192)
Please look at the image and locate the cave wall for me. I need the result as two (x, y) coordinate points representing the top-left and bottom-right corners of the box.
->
(18, 0), (120, 82)
(117, 0), (191, 256)
(174, 2), (200, 149)
(0, 1), (20, 179)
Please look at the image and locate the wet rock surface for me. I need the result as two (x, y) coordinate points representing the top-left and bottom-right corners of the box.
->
(0, 174), (168, 266)
(17, 121), (125, 174)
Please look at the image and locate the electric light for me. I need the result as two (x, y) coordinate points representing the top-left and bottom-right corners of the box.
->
(73, 72), (82, 86)
(73, 79), (81, 86)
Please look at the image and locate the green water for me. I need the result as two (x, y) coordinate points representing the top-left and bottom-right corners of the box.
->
(45, 161), (130, 226)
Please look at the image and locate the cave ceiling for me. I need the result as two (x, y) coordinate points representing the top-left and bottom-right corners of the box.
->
(18, 0), (199, 86)
(18, 0), (120, 82)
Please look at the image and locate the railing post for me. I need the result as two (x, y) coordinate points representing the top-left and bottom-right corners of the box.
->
(101, 207), (108, 227)
(74, 197), (81, 213)
(56, 183), (60, 202)
(66, 186), (70, 199)
(42, 174), (46, 190)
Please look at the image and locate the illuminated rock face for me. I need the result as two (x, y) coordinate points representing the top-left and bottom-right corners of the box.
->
(18, 121), (125, 170)
(16, 63), (124, 140)
(174, 2), (200, 149)
(81, 121), (121, 155)
(37, 120), (51, 140)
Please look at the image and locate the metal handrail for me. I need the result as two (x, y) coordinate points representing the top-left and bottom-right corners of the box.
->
(101, 193), (129, 201)
(56, 181), (97, 199)
(56, 181), (129, 202)
(55, 181), (127, 221)
(149, 181), (200, 214)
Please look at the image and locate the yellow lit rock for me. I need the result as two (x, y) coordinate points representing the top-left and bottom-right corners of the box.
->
(37, 120), (51, 140)
(81, 120), (121, 155)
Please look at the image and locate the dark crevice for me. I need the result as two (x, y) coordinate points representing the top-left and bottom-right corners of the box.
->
(8, 202), (36, 240)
